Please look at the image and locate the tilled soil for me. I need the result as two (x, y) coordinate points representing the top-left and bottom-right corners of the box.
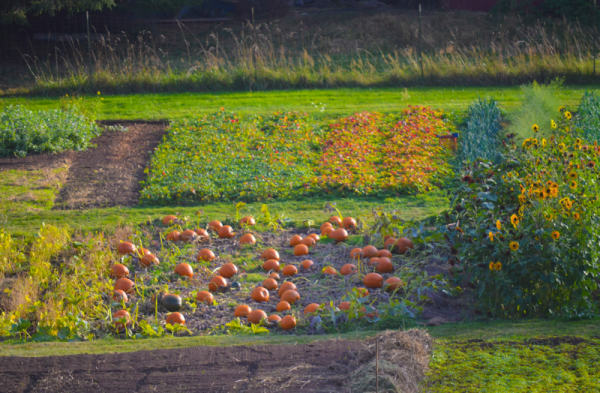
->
(0, 339), (363, 393)
(0, 121), (167, 209)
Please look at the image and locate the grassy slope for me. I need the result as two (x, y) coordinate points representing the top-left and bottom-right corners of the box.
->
(1, 86), (595, 121)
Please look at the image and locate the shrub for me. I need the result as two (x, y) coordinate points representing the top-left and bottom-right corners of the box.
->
(458, 98), (503, 163)
(0, 105), (101, 158)
(448, 109), (600, 318)
(577, 91), (600, 143)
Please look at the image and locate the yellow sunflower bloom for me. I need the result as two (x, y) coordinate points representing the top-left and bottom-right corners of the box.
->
(551, 231), (560, 240)
(509, 241), (519, 251)
(544, 212), (554, 221)
(532, 124), (539, 132)
(559, 106), (565, 112)
(489, 262), (495, 271)
(569, 172), (578, 179)
(570, 180), (577, 189)
(496, 220), (502, 230)
(495, 262), (502, 271)
(489, 232), (494, 242)
(558, 143), (566, 152)
(551, 120), (557, 129)
(573, 213), (580, 220)
(511, 214), (520, 227)
(542, 138), (547, 147)
(565, 111), (572, 120)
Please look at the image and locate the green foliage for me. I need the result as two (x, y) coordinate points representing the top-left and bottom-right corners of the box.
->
(458, 98), (504, 163)
(577, 91), (600, 142)
(1, 0), (115, 25)
(449, 112), (600, 317)
(225, 318), (269, 335)
(0, 105), (101, 158)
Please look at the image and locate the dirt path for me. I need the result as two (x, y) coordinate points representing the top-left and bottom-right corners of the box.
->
(0, 339), (361, 392)
(0, 121), (167, 209)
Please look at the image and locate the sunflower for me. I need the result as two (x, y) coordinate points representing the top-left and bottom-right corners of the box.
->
(558, 143), (566, 152)
(489, 262), (495, 271)
(568, 172), (578, 179)
(509, 241), (519, 251)
(569, 180), (577, 189)
(532, 124), (539, 132)
(564, 200), (573, 210)
(573, 213), (580, 220)
(531, 138), (539, 146)
(510, 214), (520, 227)
(565, 111), (572, 120)
(522, 139), (531, 150)
(559, 106), (566, 112)
(489, 232), (494, 242)
(551, 120), (557, 129)
(518, 195), (526, 204)
(496, 220), (502, 230)
(588, 161), (596, 168)
(544, 212), (554, 221)
(507, 172), (513, 178)
(574, 143), (582, 150)
(551, 231), (560, 240)
(542, 138), (547, 147)
(495, 262), (502, 271)
(575, 138), (582, 144)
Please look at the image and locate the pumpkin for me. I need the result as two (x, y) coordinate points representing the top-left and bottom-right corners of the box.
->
(263, 259), (280, 272)
(307, 233), (320, 242)
(321, 226), (334, 237)
(261, 249), (280, 261)
(162, 294), (182, 312)
(350, 248), (363, 259)
(290, 235), (303, 246)
(268, 315), (282, 323)
(239, 233), (256, 245)
(329, 228), (348, 243)
(263, 278), (278, 291)
(166, 231), (181, 241)
(395, 237), (415, 254)
(114, 278), (135, 294)
(166, 312), (185, 325)
(364, 273), (384, 289)
(269, 272), (280, 280)
(219, 263), (238, 279)
(368, 257), (380, 266)
(282, 265), (298, 277)
(196, 291), (214, 304)
(247, 309), (267, 325)
(278, 282), (297, 297)
(162, 215), (178, 225)
(281, 290), (300, 304)
(113, 310), (131, 331)
(180, 229), (197, 242)
(323, 266), (338, 275)
(251, 287), (270, 303)
(384, 237), (397, 250)
(208, 220), (223, 231)
(117, 242), (136, 255)
(136, 248), (152, 258)
(294, 244), (309, 256)
(304, 303), (320, 315)
(301, 260), (314, 270)
(197, 249), (216, 262)
(342, 217), (357, 230)
(175, 263), (193, 278)
(208, 276), (228, 292)
(195, 228), (209, 239)
(384, 277), (404, 292)
(113, 289), (128, 302)
(240, 216), (256, 226)
(329, 216), (342, 226)
(362, 245), (378, 258)
(218, 225), (234, 239)
(361, 307), (379, 319)
(234, 305), (252, 317)
(110, 264), (129, 279)
(378, 249), (393, 258)
(276, 301), (291, 312)
(300, 237), (316, 247)
(357, 287), (369, 297)
(338, 301), (351, 311)
(340, 264), (357, 276)
(280, 315), (297, 330)
(140, 254), (159, 267)
(375, 257), (393, 274)
(320, 222), (333, 232)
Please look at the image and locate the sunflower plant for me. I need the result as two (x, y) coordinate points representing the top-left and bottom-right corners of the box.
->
(448, 111), (600, 318)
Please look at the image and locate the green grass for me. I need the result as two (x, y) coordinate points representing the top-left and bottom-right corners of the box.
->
(3, 192), (450, 237)
(1, 86), (595, 121)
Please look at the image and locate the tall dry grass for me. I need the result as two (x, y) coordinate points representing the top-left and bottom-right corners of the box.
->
(12, 11), (600, 95)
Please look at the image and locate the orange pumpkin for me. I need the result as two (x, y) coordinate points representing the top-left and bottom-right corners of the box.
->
(301, 260), (314, 270)
(269, 272), (280, 280)
(247, 309), (267, 324)
(263, 278), (278, 291)
(114, 278), (135, 294)
(162, 215), (178, 225)
(282, 265), (298, 277)
(180, 229), (197, 242)
(280, 315), (297, 330)
(307, 233), (320, 242)
(268, 315), (282, 323)
(368, 257), (380, 266)
(304, 303), (321, 315)
(208, 276), (228, 292)
(240, 216), (256, 226)
(338, 301), (350, 311)
(364, 273), (384, 289)
(294, 244), (309, 256)
(290, 235), (303, 246)
(166, 312), (185, 325)
(208, 220), (223, 231)
(136, 248), (152, 258)
(113, 289), (128, 302)
(357, 287), (369, 297)
(110, 263), (129, 279)
(384, 277), (404, 292)
(276, 301), (291, 312)
(195, 228), (209, 239)
(320, 222), (333, 232)
(395, 237), (415, 254)
(251, 287), (270, 303)
(197, 249), (216, 262)
(384, 237), (397, 250)
(323, 266), (338, 275)
(218, 225), (234, 239)
(340, 264), (357, 276)
(362, 245), (378, 258)
(342, 217), (357, 230)
(330, 228), (348, 243)
(278, 282), (297, 297)
(375, 257), (393, 274)
(329, 216), (342, 227)
(377, 249), (393, 258)
(166, 231), (181, 241)
(350, 248), (363, 259)
(175, 263), (193, 278)
(361, 307), (379, 319)
(261, 249), (280, 261)
(117, 242), (136, 255)
(263, 259), (280, 272)
(196, 291), (214, 304)
(239, 233), (256, 245)
(321, 226), (334, 237)
(113, 310), (131, 330)
(300, 237), (316, 247)
(140, 254), (160, 267)
(234, 305), (252, 317)
(281, 290), (300, 304)
(219, 263), (238, 279)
